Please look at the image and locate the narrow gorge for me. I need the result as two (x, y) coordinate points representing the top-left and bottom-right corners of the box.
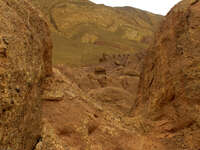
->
(0, 0), (200, 150)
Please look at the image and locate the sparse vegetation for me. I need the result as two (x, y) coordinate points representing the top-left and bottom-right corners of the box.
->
(32, 0), (163, 66)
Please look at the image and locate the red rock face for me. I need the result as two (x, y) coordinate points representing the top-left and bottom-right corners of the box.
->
(131, 0), (200, 149)
(0, 0), (52, 149)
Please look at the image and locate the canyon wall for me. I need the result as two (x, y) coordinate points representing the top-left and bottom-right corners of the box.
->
(0, 0), (52, 149)
(132, 0), (200, 149)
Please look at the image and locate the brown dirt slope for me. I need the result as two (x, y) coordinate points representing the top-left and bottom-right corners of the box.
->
(130, 0), (200, 149)
(41, 66), (140, 150)
(0, 0), (52, 149)
(39, 50), (146, 149)
(31, 0), (164, 66)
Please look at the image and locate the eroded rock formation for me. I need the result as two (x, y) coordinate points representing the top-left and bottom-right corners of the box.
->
(0, 0), (52, 149)
(131, 0), (200, 149)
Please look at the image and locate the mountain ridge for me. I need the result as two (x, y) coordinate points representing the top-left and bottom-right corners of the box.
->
(31, 0), (164, 66)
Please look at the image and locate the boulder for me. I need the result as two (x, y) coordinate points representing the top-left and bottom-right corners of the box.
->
(41, 76), (64, 101)
(89, 87), (134, 113)
(94, 66), (106, 74)
(0, 0), (52, 149)
(123, 68), (140, 77)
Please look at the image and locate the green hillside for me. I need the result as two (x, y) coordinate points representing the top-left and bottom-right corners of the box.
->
(32, 0), (164, 66)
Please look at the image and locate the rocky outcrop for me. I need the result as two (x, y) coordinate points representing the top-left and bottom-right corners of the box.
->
(89, 87), (134, 113)
(0, 0), (52, 149)
(131, 0), (200, 149)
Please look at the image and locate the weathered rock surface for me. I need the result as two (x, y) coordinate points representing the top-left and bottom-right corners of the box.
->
(131, 0), (200, 149)
(34, 119), (65, 150)
(0, 0), (52, 149)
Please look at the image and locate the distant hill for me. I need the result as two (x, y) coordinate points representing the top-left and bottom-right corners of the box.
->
(31, 0), (164, 66)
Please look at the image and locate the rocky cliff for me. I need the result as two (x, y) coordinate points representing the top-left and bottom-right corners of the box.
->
(131, 0), (200, 149)
(0, 0), (52, 149)
(31, 0), (163, 66)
